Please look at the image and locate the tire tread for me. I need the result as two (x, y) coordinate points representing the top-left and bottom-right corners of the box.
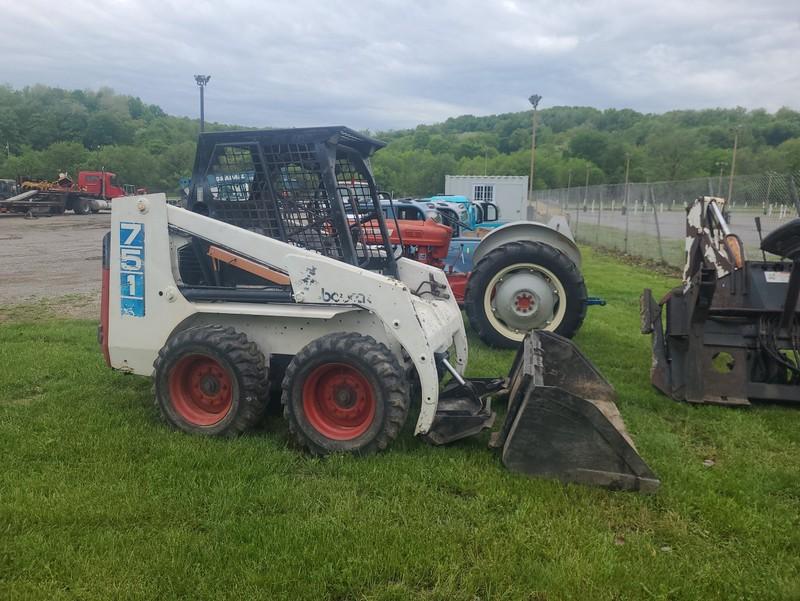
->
(464, 240), (587, 348)
(153, 324), (268, 436)
(281, 332), (409, 455)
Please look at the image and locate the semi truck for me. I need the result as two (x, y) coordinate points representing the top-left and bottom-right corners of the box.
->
(0, 170), (144, 215)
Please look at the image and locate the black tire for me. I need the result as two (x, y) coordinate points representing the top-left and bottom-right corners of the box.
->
(464, 240), (587, 348)
(153, 325), (268, 436)
(282, 332), (410, 455)
(73, 198), (90, 215)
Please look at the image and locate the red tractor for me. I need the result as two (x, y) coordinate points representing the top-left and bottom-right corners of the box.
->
(360, 202), (596, 348)
(337, 179), (594, 348)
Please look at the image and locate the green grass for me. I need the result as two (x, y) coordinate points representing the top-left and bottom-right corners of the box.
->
(2, 248), (799, 600)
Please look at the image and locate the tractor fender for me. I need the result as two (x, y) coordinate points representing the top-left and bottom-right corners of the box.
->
(472, 220), (581, 268)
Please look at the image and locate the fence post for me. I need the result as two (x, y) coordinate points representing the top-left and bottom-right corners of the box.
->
(595, 200), (601, 245)
(624, 199), (630, 255)
(789, 174), (800, 217)
(765, 172), (773, 208)
(564, 172), (572, 215)
(651, 187), (665, 263)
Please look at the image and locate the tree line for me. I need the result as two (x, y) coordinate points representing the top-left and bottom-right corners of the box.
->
(1, 84), (799, 196)
(0, 85), (236, 192)
(371, 106), (800, 197)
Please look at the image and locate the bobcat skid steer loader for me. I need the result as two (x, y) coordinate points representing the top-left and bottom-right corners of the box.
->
(98, 126), (658, 491)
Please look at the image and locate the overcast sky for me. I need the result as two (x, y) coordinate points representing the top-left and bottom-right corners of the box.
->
(2, 0), (798, 131)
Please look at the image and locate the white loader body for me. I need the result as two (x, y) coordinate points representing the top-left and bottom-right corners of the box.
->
(106, 194), (468, 435)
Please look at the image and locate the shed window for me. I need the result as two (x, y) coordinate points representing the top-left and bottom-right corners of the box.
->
(473, 184), (494, 203)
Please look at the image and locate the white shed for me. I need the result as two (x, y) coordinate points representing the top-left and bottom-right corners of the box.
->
(444, 175), (528, 221)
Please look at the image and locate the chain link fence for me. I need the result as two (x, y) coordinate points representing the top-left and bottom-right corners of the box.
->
(534, 172), (800, 269)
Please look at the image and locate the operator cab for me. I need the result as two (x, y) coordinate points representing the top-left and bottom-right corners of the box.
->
(185, 127), (399, 289)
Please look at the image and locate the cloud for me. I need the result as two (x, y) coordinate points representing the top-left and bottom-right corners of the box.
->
(0, 0), (797, 130)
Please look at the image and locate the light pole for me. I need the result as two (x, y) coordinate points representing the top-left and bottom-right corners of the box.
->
(194, 75), (211, 133)
(715, 161), (727, 197)
(727, 127), (740, 203)
(528, 94), (542, 217)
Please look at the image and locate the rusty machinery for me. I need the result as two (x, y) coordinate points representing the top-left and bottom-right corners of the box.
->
(641, 188), (800, 405)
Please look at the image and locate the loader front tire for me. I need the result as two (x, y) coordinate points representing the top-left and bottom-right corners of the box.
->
(154, 325), (267, 436)
(465, 240), (587, 348)
(282, 332), (410, 455)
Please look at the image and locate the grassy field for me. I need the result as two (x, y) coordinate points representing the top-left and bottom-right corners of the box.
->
(1, 249), (799, 600)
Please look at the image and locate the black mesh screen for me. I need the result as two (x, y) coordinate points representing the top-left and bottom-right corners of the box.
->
(200, 140), (393, 272)
(334, 155), (390, 269)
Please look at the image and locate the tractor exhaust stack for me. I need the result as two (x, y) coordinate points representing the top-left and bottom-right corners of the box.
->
(491, 331), (660, 492)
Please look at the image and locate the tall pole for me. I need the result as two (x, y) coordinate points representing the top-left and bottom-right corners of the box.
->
(194, 75), (211, 133)
(715, 161), (727, 196)
(528, 94), (542, 217)
(727, 127), (739, 203)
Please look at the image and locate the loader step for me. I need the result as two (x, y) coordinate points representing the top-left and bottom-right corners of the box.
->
(178, 285), (293, 303)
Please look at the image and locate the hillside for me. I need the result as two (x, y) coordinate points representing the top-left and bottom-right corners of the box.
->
(372, 106), (800, 196)
(1, 84), (799, 195)
(0, 85), (241, 192)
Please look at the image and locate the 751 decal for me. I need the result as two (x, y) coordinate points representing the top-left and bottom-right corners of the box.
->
(119, 222), (145, 317)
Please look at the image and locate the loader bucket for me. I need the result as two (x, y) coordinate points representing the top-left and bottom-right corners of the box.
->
(490, 331), (660, 492)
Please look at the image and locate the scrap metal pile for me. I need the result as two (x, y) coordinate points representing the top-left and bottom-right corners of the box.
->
(642, 191), (800, 405)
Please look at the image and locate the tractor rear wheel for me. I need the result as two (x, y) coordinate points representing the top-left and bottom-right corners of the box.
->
(153, 325), (267, 436)
(282, 332), (410, 455)
(464, 240), (587, 348)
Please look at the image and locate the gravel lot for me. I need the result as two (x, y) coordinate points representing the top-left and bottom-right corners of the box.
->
(0, 212), (109, 316)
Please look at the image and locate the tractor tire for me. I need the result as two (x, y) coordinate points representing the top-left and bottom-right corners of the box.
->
(282, 332), (410, 455)
(464, 240), (587, 349)
(153, 325), (268, 436)
(73, 198), (90, 215)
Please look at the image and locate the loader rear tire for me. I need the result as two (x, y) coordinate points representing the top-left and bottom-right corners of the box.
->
(465, 240), (587, 348)
(282, 332), (410, 455)
(154, 325), (268, 436)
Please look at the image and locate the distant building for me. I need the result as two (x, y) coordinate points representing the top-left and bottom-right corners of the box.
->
(444, 175), (528, 221)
